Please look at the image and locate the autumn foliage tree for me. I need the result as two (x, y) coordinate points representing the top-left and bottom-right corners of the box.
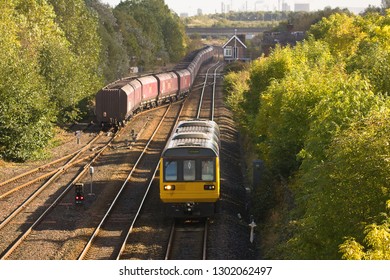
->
(0, 0), (188, 161)
(224, 9), (390, 259)
(0, 0), (58, 161)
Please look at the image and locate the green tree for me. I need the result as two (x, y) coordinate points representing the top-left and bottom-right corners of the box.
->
(114, 0), (187, 68)
(223, 65), (250, 122)
(253, 40), (336, 176)
(47, 0), (101, 70)
(86, 0), (130, 82)
(114, 7), (144, 66)
(47, 0), (102, 122)
(340, 216), (390, 260)
(293, 108), (390, 259)
(239, 45), (294, 138)
(283, 80), (384, 259)
(0, 0), (55, 161)
(224, 5), (390, 260)
(347, 11), (390, 96)
(309, 13), (365, 58)
(162, 12), (187, 62)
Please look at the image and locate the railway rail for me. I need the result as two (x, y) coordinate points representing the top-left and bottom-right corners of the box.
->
(78, 58), (218, 260)
(0, 101), (180, 259)
(117, 59), (221, 259)
(158, 61), (222, 260)
(78, 102), (184, 260)
(0, 131), (118, 259)
(0, 59), (229, 260)
(196, 62), (224, 120)
(109, 61), (223, 260)
(165, 218), (208, 260)
(0, 134), (101, 199)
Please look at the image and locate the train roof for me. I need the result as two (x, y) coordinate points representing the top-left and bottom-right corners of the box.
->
(104, 77), (133, 89)
(176, 119), (220, 135)
(177, 119), (218, 127)
(154, 71), (177, 79)
(97, 83), (134, 95)
(136, 75), (157, 84)
(129, 78), (142, 89)
(174, 69), (191, 77)
(162, 120), (220, 157)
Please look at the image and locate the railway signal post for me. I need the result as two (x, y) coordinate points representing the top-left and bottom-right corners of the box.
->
(89, 166), (95, 197)
(249, 216), (257, 244)
(75, 130), (81, 144)
(75, 183), (85, 205)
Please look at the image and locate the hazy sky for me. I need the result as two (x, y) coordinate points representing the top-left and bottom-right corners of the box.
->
(101, 0), (382, 15)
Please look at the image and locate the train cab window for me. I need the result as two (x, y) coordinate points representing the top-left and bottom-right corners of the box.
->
(201, 160), (215, 181)
(164, 160), (177, 181)
(183, 160), (196, 181)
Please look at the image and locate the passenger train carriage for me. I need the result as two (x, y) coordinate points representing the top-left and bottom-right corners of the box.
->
(160, 119), (221, 217)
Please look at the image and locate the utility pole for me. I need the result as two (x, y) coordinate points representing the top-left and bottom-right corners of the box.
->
(234, 28), (237, 60)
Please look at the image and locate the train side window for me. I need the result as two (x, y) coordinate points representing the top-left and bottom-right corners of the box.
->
(164, 160), (177, 181)
(183, 160), (196, 181)
(201, 160), (215, 181)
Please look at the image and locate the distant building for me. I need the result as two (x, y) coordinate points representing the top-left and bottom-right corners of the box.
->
(261, 25), (306, 56)
(295, 3), (310, 12)
(347, 7), (366, 14)
(226, 4), (231, 12)
(282, 2), (291, 11)
(222, 34), (249, 62)
(197, 8), (203, 16)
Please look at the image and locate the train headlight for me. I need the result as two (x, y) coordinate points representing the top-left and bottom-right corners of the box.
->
(204, 185), (215, 190)
(164, 185), (175, 191)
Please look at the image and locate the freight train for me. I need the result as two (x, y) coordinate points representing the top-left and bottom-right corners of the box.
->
(95, 46), (214, 126)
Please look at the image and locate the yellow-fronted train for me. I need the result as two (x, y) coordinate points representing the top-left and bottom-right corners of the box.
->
(160, 119), (220, 217)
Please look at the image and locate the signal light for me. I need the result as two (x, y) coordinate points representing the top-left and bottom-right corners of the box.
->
(75, 193), (84, 204)
(204, 185), (215, 190)
(74, 182), (85, 204)
(164, 185), (175, 191)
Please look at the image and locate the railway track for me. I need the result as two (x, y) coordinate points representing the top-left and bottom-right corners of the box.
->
(0, 131), (118, 259)
(0, 101), (180, 259)
(118, 61), (224, 260)
(101, 61), (224, 260)
(197, 62), (224, 120)
(78, 102), (184, 260)
(112, 58), (252, 261)
(0, 134), (102, 200)
(165, 218), (208, 260)
(160, 61), (222, 260)
(0, 59), (227, 260)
